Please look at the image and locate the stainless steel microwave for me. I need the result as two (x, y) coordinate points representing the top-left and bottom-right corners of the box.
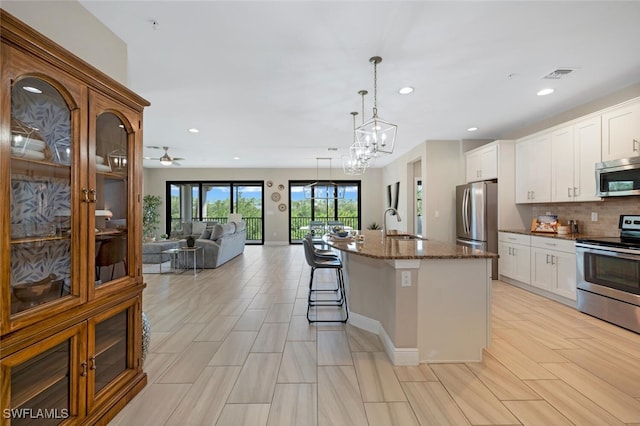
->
(595, 156), (640, 197)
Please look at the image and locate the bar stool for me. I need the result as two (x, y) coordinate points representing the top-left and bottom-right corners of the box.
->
(302, 237), (348, 323)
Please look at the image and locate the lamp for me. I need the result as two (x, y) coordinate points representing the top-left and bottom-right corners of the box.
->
(159, 151), (173, 166)
(109, 149), (127, 170)
(304, 158), (345, 199)
(342, 112), (367, 175)
(355, 56), (397, 156)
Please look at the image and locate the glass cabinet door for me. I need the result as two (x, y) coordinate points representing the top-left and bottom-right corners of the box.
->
(9, 76), (75, 316)
(87, 299), (138, 412)
(1, 324), (85, 425)
(93, 111), (130, 288)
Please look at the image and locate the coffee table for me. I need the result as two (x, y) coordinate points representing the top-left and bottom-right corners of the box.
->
(160, 246), (204, 275)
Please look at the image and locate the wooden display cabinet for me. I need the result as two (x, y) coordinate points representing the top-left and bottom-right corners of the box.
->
(1, 10), (149, 425)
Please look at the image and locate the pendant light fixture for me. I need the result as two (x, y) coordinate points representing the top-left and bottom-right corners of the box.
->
(304, 157), (345, 199)
(342, 112), (367, 175)
(355, 56), (397, 156)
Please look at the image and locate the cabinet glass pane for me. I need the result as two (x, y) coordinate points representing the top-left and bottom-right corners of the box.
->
(10, 77), (72, 314)
(95, 113), (128, 286)
(94, 310), (128, 393)
(10, 340), (71, 425)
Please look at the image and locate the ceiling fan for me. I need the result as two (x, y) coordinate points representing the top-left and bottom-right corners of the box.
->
(144, 146), (184, 166)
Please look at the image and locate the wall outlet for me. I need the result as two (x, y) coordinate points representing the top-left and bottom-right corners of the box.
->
(401, 271), (411, 287)
(591, 212), (598, 222)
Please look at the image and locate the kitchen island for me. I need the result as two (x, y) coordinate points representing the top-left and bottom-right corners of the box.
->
(326, 230), (498, 365)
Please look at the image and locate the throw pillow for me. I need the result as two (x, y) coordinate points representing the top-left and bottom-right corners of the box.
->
(200, 229), (212, 239)
(210, 224), (224, 240)
(191, 221), (206, 236)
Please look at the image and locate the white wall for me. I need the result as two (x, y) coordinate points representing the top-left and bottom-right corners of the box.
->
(2, 1), (128, 84)
(143, 167), (383, 244)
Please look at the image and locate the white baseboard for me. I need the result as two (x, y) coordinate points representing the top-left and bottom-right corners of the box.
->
(349, 311), (419, 366)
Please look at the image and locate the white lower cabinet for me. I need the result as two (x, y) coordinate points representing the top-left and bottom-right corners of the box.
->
(498, 233), (531, 284)
(530, 237), (577, 300)
(499, 232), (576, 302)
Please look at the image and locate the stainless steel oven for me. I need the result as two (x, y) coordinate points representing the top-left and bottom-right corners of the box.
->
(576, 215), (640, 334)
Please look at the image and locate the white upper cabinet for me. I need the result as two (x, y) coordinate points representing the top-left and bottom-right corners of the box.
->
(602, 99), (640, 161)
(550, 116), (602, 202)
(516, 133), (551, 203)
(466, 143), (498, 182)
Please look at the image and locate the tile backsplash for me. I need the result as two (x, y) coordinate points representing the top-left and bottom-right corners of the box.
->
(532, 197), (640, 237)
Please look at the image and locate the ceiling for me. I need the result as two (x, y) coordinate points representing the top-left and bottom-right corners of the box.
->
(78, 1), (640, 169)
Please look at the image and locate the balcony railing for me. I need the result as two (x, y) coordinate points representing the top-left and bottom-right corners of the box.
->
(290, 216), (359, 242)
(170, 216), (263, 243)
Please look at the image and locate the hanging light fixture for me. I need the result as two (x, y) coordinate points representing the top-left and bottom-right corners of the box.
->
(342, 112), (367, 175)
(355, 56), (397, 156)
(304, 157), (345, 199)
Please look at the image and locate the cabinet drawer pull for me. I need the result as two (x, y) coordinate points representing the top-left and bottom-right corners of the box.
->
(567, 187), (572, 197)
(82, 188), (89, 202)
(574, 187), (579, 197)
(89, 356), (97, 370)
(89, 189), (97, 203)
(81, 361), (88, 376)
(634, 139), (639, 152)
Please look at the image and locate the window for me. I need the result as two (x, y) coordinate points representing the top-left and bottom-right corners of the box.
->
(289, 180), (361, 243)
(166, 181), (264, 244)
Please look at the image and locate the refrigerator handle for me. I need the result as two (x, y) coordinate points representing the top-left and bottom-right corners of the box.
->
(462, 188), (469, 234)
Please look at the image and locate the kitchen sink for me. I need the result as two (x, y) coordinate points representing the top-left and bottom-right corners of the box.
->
(386, 234), (427, 240)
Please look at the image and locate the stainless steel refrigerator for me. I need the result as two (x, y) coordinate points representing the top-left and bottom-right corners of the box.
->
(456, 181), (498, 279)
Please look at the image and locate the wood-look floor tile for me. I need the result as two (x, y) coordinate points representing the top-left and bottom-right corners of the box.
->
(431, 363), (519, 425)
(233, 309), (268, 331)
(292, 298), (308, 316)
(465, 351), (540, 400)
(402, 381), (471, 426)
(165, 366), (241, 425)
(194, 315), (239, 341)
(493, 328), (570, 363)
(109, 383), (191, 425)
(503, 400), (574, 426)
(364, 402), (419, 426)
(218, 298), (252, 316)
(317, 330), (352, 365)
(227, 353), (281, 403)
(287, 316), (317, 341)
(353, 352), (406, 402)
(346, 325), (384, 352)
(393, 364), (439, 382)
(575, 325), (640, 359)
(209, 331), (258, 366)
(142, 352), (178, 385)
(487, 338), (557, 380)
(542, 362), (640, 423)
(317, 366), (368, 426)
(277, 341), (317, 383)
(267, 384), (317, 426)
(525, 379), (626, 426)
(251, 323), (289, 352)
(157, 341), (221, 383)
(152, 323), (206, 353)
(265, 303), (294, 323)
(216, 404), (271, 426)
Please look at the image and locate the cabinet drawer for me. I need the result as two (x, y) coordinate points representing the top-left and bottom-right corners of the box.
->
(530, 236), (575, 253)
(499, 232), (531, 245)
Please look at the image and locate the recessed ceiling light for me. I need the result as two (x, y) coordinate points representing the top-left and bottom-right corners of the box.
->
(537, 88), (555, 96)
(467, 127), (479, 132)
(23, 86), (42, 94)
(188, 128), (199, 133)
(233, 156), (240, 160)
(398, 86), (414, 95)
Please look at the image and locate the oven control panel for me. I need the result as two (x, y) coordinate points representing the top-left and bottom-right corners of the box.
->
(620, 215), (640, 231)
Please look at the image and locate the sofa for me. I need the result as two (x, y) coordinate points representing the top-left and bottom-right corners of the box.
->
(142, 239), (181, 264)
(181, 221), (246, 268)
(169, 221), (215, 240)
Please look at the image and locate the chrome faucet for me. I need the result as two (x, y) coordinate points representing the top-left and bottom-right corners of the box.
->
(383, 207), (402, 236)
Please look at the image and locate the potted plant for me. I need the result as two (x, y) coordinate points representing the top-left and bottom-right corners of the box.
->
(367, 222), (381, 230)
(142, 194), (162, 242)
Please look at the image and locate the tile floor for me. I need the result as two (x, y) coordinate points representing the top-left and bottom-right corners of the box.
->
(111, 245), (640, 425)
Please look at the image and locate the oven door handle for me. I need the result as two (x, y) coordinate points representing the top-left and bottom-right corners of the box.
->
(576, 243), (640, 257)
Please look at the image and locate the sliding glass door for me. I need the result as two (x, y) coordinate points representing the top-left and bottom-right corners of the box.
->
(166, 181), (264, 244)
(289, 180), (360, 243)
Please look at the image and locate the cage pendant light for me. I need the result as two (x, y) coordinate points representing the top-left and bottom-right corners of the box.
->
(342, 112), (367, 175)
(355, 56), (397, 156)
(304, 157), (345, 199)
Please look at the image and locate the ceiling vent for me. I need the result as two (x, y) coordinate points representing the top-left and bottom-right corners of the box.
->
(543, 68), (576, 80)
